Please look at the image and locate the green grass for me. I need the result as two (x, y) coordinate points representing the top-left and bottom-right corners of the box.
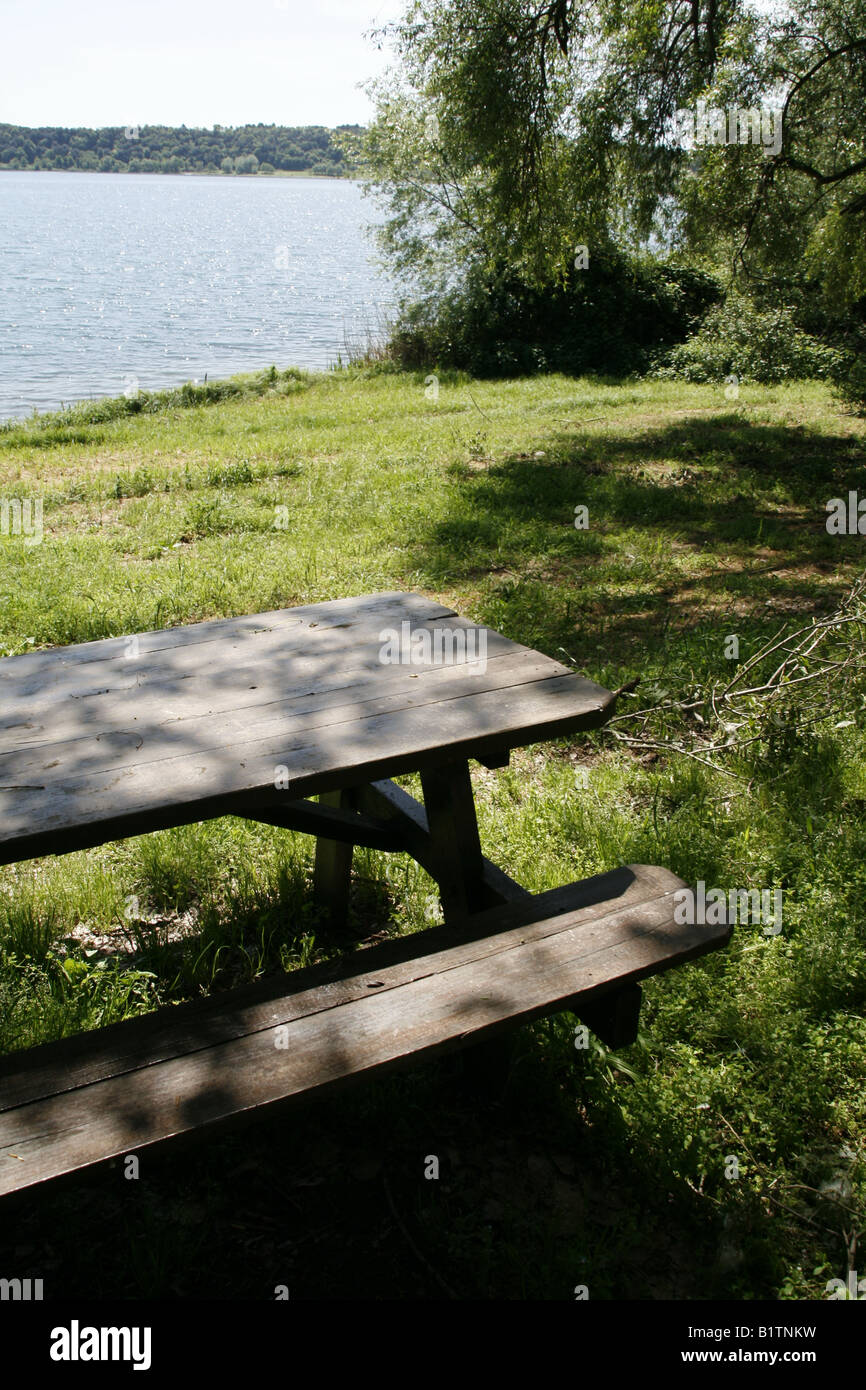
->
(1, 365), (864, 1300)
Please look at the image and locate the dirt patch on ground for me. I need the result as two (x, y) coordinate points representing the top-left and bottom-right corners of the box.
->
(61, 909), (199, 962)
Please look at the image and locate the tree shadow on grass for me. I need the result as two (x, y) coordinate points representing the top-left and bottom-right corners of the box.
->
(411, 414), (864, 670)
(0, 1026), (784, 1299)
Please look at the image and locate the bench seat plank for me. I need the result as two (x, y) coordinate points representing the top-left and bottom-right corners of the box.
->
(0, 865), (729, 1197)
(0, 864), (675, 1110)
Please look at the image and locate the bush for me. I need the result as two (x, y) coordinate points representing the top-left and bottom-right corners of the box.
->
(385, 254), (722, 378)
(656, 292), (844, 385)
(836, 355), (866, 411)
(828, 322), (866, 412)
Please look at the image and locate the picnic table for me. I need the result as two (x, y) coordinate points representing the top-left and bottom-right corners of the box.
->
(0, 592), (731, 1197)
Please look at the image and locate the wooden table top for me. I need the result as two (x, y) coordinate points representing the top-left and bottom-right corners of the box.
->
(0, 591), (615, 864)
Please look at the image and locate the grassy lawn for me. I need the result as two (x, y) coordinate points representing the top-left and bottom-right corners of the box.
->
(1, 366), (864, 1300)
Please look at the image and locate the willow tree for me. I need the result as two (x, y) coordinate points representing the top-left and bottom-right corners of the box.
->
(358, 0), (746, 291)
(358, 0), (866, 312)
(679, 0), (866, 313)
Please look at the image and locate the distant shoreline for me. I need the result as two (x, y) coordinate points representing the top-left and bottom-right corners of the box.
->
(0, 365), (335, 430)
(0, 169), (356, 180)
(0, 122), (362, 180)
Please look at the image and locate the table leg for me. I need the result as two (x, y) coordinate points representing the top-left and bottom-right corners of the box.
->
(313, 788), (355, 931)
(419, 760), (487, 922)
(356, 778), (530, 909)
(419, 759), (516, 1094)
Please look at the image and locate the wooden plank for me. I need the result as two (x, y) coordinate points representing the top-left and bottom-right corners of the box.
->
(0, 669), (614, 864)
(0, 592), (457, 689)
(357, 778), (532, 906)
(0, 865), (685, 1112)
(0, 650), (573, 782)
(0, 869), (729, 1196)
(0, 620), (526, 750)
(244, 797), (404, 852)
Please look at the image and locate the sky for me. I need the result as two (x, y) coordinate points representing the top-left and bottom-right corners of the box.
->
(0, 0), (407, 129)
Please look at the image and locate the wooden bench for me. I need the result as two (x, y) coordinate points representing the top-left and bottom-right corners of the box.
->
(0, 593), (733, 1197)
(0, 865), (730, 1197)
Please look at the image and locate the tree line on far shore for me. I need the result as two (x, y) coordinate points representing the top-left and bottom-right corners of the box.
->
(0, 123), (361, 176)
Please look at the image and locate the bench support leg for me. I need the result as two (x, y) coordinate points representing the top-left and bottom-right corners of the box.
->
(578, 983), (642, 1049)
(313, 789), (355, 931)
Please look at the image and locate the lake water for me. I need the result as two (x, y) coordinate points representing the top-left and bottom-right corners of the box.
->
(0, 172), (397, 422)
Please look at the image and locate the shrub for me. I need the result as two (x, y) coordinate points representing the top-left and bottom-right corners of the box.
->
(836, 355), (866, 412)
(829, 324), (866, 412)
(656, 292), (844, 384)
(386, 254), (722, 378)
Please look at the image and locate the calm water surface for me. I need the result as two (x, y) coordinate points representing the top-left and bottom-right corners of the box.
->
(0, 172), (395, 421)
